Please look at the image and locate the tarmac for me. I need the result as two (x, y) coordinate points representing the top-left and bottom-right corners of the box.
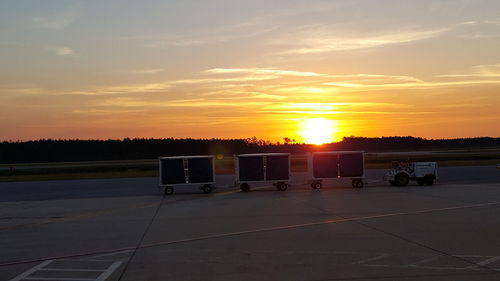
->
(1, 166), (500, 281)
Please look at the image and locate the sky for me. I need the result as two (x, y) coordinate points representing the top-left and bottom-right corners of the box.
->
(1, 0), (500, 143)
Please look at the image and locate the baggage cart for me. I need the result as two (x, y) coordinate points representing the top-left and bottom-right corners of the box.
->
(159, 155), (215, 195)
(235, 153), (291, 192)
(308, 151), (365, 189)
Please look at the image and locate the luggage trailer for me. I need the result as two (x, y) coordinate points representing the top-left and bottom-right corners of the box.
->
(308, 151), (365, 189)
(159, 155), (215, 195)
(235, 153), (291, 192)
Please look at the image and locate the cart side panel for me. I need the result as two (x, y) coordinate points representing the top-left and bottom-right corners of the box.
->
(160, 158), (186, 185)
(338, 153), (364, 177)
(312, 153), (339, 178)
(266, 155), (290, 181)
(188, 157), (214, 183)
(238, 156), (265, 181)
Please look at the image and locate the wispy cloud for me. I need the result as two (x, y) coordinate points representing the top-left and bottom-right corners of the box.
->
(32, 7), (79, 30)
(323, 79), (500, 90)
(453, 19), (500, 39)
(205, 68), (423, 83)
(271, 18), (500, 55)
(130, 68), (165, 75)
(435, 63), (500, 78)
(48, 46), (75, 56)
(42, 64), (500, 97)
(130, 18), (278, 49)
(272, 25), (449, 54)
(71, 109), (144, 115)
(205, 68), (326, 77)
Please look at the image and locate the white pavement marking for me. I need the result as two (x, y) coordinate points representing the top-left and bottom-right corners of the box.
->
(364, 263), (487, 271)
(3, 200), (499, 268)
(23, 277), (95, 281)
(9, 260), (53, 281)
(477, 256), (500, 266)
(464, 256), (500, 269)
(351, 254), (389, 265)
(91, 250), (133, 258)
(9, 259), (122, 281)
(39, 268), (104, 272)
(409, 255), (440, 266)
(95, 261), (122, 281)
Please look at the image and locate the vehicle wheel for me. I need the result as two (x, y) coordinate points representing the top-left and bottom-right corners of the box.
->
(202, 184), (213, 194)
(352, 179), (364, 188)
(389, 180), (397, 186)
(395, 173), (410, 186)
(164, 186), (174, 195)
(416, 178), (425, 186)
(277, 182), (288, 191)
(424, 176), (434, 186)
(311, 181), (322, 189)
(240, 183), (250, 192)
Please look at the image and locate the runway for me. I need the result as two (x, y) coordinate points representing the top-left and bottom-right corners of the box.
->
(1, 166), (499, 280)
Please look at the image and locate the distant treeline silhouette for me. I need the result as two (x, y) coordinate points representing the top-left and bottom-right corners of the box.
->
(1, 136), (499, 164)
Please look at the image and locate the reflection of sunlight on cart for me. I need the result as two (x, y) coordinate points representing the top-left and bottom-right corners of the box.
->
(158, 155), (215, 195)
(235, 153), (291, 192)
(308, 151), (365, 189)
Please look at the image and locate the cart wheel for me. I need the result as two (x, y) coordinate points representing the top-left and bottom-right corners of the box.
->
(395, 173), (410, 186)
(277, 182), (288, 191)
(352, 179), (364, 188)
(202, 184), (213, 194)
(311, 181), (322, 189)
(240, 183), (250, 192)
(424, 176), (434, 186)
(164, 186), (174, 195)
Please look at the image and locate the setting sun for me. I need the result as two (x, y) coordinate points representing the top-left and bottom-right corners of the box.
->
(300, 118), (339, 145)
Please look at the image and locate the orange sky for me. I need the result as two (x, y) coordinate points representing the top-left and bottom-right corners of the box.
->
(1, 1), (500, 143)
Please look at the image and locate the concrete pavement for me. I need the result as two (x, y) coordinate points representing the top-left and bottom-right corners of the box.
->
(1, 166), (500, 280)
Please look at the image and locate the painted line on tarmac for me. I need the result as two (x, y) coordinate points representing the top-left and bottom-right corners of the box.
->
(0, 195), (215, 231)
(8, 260), (53, 281)
(464, 256), (500, 270)
(90, 250), (134, 259)
(8, 259), (122, 281)
(351, 254), (389, 265)
(2, 200), (499, 267)
(408, 255), (440, 266)
(129, 200), (500, 251)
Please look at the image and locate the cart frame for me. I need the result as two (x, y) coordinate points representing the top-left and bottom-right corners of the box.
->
(308, 151), (365, 188)
(158, 155), (215, 195)
(235, 153), (291, 191)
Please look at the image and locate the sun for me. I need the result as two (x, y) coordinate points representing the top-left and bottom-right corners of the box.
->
(300, 118), (339, 145)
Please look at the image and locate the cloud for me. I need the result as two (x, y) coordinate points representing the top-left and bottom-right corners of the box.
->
(205, 68), (423, 83)
(0, 86), (43, 97)
(323, 80), (500, 90)
(272, 25), (449, 54)
(451, 19), (500, 39)
(435, 63), (500, 78)
(17, 65), (500, 101)
(130, 68), (165, 75)
(129, 18), (278, 49)
(49, 46), (75, 56)
(272, 18), (500, 55)
(205, 68), (326, 77)
(32, 8), (79, 30)
(71, 109), (143, 115)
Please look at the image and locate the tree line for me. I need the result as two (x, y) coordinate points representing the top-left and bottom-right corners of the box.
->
(1, 136), (499, 164)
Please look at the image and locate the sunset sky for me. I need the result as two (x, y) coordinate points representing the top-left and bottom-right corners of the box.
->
(1, 0), (500, 143)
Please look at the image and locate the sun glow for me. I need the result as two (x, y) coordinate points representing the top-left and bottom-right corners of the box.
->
(300, 118), (339, 145)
